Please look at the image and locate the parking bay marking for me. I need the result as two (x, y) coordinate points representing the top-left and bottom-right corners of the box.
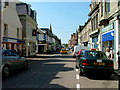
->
(76, 74), (79, 79)
(76, 84), (80, 90)
(76, 69), (79, 72)
(76, 69), (80, 90)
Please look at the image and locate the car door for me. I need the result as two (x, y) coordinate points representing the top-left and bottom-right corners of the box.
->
(2, 50), (10, 68)
(10, 50), (23, 69)
(79, 51), (85, 67)
(2, 50), (17, 71)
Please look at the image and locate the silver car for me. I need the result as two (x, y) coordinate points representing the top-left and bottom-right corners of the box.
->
(1, 49), (28, 77)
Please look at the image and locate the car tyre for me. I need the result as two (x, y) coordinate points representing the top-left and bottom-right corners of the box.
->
(79, 68), (84, 76)
(103, 73), (112, 78)
(75, 63), (79, 69)
(24, 61), (28, 69)
(2, 66), (10, 78)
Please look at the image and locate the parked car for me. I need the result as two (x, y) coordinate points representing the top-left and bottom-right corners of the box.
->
(77, 49), (85, 55)
(75, 50), (114, 76)
(73, 49), (84, 58)
(0, 49), (28, 77)
(60, 48), (67, 54)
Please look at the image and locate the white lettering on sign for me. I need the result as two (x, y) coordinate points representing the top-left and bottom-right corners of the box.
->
(8, 39), (17, 43)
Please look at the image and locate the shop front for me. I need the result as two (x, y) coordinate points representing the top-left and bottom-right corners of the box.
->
(89, 30), (99, 49)
(102, 30), (114, 52)
(2, 37), (23, 55)
(37, 40), (47, 53)
(101, 22), (114, 50)
(92, 36), (98, 49)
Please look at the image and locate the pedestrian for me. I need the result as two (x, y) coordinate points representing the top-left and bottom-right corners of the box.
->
(105, 47), (113, 60)
(109, 48), (114, 60)
(105, 48), (110, 59)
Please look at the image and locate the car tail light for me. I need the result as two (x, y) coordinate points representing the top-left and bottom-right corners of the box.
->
(107, 64), (114, 67)
(82, 63), (90, 66)
(83, 59), (88, 62)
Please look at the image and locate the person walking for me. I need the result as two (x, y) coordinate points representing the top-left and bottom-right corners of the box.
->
(109, 48), (114, 60)
(105, 48), (110, 59)
(105, 48), (113, 60)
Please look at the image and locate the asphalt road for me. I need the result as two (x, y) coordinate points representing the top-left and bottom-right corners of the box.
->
(2, 54), (119, 89)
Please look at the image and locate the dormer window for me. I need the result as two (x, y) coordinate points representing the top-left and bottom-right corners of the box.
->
(4, 2), (9, 8)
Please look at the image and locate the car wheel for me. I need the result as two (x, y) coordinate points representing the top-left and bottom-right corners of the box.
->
(24, 61), (28, 69)
(75, 63), (79, 69)
(104, 73), (112, 78)
(2, 66), (10, 77)
(79, 68), (84, 76)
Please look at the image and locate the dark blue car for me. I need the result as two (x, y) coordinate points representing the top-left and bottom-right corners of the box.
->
(76, 50), (114, 76)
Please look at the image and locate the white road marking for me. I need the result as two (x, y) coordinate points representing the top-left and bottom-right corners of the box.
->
(76, 74), (79, 79)
(76, 69), (79, 72)
(76, 84), (80, 90)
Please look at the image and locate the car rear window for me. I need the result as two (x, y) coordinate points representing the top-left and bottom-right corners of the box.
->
(85, 51), (107, 59)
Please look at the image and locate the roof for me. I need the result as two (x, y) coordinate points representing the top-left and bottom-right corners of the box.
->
(40, 28), (49, 30)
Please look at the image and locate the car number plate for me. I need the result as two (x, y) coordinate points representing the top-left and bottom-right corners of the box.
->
(97, 59), (102, 62)
(94, 62), (105, 65)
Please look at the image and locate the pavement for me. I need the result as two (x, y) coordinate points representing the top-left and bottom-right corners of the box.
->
(114, 69), (120, 76)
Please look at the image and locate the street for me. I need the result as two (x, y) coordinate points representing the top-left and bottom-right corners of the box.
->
(2, 54), (119, 89)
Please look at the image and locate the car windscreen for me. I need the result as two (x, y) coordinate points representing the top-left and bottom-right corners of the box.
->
(85, 51), (107, 59)
(61, 49), (66, 51)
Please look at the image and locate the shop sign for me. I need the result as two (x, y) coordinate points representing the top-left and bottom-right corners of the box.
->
(8, 39), (17, 43)
(38, 41), (46, 44)
(102, 23), (114, 33)
(3, 38), (17, 43)
(102, 31), (114, 42)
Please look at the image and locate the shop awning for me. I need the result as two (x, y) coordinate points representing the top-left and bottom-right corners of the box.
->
(102, 31), (114, 42)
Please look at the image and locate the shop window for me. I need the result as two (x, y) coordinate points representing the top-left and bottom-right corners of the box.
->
(96, 14), (98, 29)
(91, 14), (98, 31)
(105, 0), (110, 14)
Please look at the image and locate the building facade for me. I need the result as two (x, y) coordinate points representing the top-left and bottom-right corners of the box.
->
(37, 26), (61, 53)
(1, 1), (23, 55)
(78, 18), (91, 49)
(88, 1), (101, 50)
(37, 28), (47, 53)
(69, 33), (78, 46)
(16, 3), (37, 57)
(99, 1), (120, 69)
(77, 1), (120, 69)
